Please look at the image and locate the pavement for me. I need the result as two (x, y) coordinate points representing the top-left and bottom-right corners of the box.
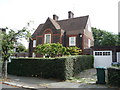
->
(1, 68), (113, 89)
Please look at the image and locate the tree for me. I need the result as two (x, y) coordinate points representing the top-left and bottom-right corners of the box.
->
(16, 42), (27, 53)
(117, 33), (120, 45)
(1, 29), (28, 78)
(1, 21), (34, 79)
(92, 27), (118, 46)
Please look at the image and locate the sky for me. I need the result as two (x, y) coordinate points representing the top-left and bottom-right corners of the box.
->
(0, 0), (119, 48)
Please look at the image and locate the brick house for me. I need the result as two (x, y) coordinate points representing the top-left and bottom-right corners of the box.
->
(29, 11), (94, 57)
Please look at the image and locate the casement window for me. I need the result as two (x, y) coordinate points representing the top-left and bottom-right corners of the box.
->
(88, 39), (91, 48)
(44, 34), (51, 43)
(32, 52), (36, 58)
(69, 37), (76, 46)
(33, 40), (36, 47)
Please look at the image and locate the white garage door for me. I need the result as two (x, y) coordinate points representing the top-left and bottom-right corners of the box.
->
(94, 51), (112, 68)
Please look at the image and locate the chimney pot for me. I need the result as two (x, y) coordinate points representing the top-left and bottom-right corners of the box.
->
(68, 11), (74, 19)
(53, 14), (59, 21)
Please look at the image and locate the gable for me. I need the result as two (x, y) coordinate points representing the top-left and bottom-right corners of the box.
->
(84, 17), (94, 40)
(38, 18), (61, 36)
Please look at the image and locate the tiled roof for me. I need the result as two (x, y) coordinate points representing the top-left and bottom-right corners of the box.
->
(32, 15), (89, 37)
(58, 15), (88, 31)
(32, 24), (44, 37)
(49, 18), (61, 29)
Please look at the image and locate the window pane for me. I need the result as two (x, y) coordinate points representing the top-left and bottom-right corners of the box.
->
(46, 35), (50, 43)
(45, 34), (51, 43)
(33, 40), (36, 47)
(69, 37), (76, 46)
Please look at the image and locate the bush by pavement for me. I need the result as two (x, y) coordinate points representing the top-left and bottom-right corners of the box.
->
(8, 55), (93, 80)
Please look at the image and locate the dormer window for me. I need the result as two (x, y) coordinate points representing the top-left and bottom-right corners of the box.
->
(44, 34), (51, 44)
(33, 40), (36, 47)
(69, 36), (76, 46)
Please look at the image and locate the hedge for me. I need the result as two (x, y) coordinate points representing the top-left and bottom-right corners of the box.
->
(108, 67), (120, 87)
(8, 55), (94, 80)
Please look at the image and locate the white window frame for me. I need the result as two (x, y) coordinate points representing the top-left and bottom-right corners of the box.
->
(94, 51), (112, 56)
(44, 34), (51, 44)
(88, 39), (91, 48)
(69, 36), (76, 46)
(32, 52), (36, 58)
(33, 40), (36, 47)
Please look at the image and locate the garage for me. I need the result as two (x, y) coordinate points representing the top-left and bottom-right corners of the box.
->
(93, 51), (112, 68)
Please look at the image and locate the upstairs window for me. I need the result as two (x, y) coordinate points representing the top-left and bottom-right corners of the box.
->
(69, 37), (76, 46)
(44, 34), (51, 44)
(33, 40), (36, 47)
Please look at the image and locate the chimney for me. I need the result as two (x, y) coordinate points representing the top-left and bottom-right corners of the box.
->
(68, 11), (74, 19)
(0, 28), (6, 32)
(53, 14), (59, 21)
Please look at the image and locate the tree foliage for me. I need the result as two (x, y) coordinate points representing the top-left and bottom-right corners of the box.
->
(16, 42), (27, 53)
(2, 29), (27, 60)
(92, 27), (118, 46)
(1, 21), (34, 79)
(118, 33), (120, 45)
(1, 29), (29, 78)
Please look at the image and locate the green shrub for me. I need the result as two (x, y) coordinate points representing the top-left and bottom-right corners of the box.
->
(73, 55), (94, 75)
(65, 47), (82, 55)
(35, 43), (82, 57)
(8, 55), (94, 80)
(35, 43), (66, 58)
(108, 67), (120, 87)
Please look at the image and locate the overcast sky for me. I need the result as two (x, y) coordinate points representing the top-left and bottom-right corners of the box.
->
(0, 0), (119, 48)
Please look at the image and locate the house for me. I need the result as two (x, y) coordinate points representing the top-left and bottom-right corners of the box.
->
(92, 46), (120, 68)
(29, 11), (94, 57)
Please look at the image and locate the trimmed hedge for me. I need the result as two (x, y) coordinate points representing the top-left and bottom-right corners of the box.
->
(108, 67), (120, 87)
(8, 55), (94, 80)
